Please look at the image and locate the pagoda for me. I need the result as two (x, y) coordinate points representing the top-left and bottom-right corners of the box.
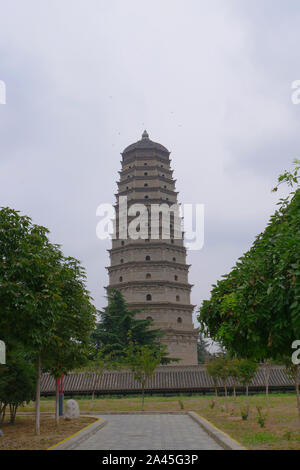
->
(106, 131), (198, 365)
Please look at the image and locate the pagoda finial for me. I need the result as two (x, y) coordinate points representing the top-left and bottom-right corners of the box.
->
(142, 130), (149, 140)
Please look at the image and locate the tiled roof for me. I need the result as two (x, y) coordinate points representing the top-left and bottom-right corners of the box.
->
(40, 365), (299, 394)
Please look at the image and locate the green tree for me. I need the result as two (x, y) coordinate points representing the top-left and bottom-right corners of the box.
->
(206, 356), (231, 409)
(217, 357), (231, 405)
(44, 257), (96, 424)
(75, 351), (119, 409)
(0, 208), (96, 433)
(197, 333), (210, 364)
(227, 357), (240, 410)
(206, 357), (222, 399)
(282, 358), (300, 423)
(125, 338), (166, 411)
(92, 290), (174, 363)
(261, 360), (275, 408)
(0, 208), (64, 434)
(236, 359), (258, 414)
(198, 162), (300, 418)
(0, 342), (35, 424)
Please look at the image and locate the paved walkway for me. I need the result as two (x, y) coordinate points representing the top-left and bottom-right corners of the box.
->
(75, 414), (222, 450)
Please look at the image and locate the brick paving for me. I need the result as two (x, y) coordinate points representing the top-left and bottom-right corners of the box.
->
(75, 414), (222, 450)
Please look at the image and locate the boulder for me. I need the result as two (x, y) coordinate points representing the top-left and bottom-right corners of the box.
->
(64, 399), (80, 420)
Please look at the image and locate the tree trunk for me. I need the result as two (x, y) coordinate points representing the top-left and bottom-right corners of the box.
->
(246, 384), (249, 414)
(35, 353), (41, 436)
(0, 403), (7, 425)
(233, 384), (236, 413)
(264, 362), (270, 408)
(214, 381), (218, 400)
(90, 390), (95, 409)
(294, 365), (300, 425)
(224, 382), (228, 411)
(9, 404), (17, 424)
(55, 377), (59, 426)
(142, 382), (145, 412)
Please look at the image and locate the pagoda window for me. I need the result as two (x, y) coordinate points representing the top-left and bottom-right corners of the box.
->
(176, 295), (180, 302)
(119, 276), (123, 282)
(120, 258), (124, 263)
(144, 172), (148, 176)
(145, 195), (149, 199)
(146, 256), (151, 261)
(177, 317), (182, 323)
(121, 241), (125, 246)
(146, 294), (152, 301)
(174, 275), (178, 281)
(144, 183), (148, 187)
(172, 257), (176, 262)
(146, 273), (151, 279)
(146, 316), (153, 321)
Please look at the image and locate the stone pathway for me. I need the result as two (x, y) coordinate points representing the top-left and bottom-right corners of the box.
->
(75, 414), (222, 450)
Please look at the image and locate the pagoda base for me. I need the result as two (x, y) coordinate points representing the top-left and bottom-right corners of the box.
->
(162, 328), (199, 365)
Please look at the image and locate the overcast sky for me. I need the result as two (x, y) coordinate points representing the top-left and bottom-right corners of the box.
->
(0, 1), (299, 324)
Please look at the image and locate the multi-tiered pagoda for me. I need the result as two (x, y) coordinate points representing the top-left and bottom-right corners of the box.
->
(106, 131), (198, 365)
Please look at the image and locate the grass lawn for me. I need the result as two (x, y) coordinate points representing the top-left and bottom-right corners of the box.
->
(0, 394), (300, 450)
(19, 392), (300, 450)
(0, 415), (97, 450)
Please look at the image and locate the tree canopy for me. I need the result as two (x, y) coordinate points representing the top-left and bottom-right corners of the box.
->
(197, 332), (211, 363)
(0, 341), (36, 424)
(198, 162), (300, 362)
(0, 207), (96, 432)
(92, 289), (174, 364)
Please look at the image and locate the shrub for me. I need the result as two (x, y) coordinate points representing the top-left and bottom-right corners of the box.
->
(256, 406), (268, 428)
(178, 399), (184, 410)
(240, 406), (249, 421)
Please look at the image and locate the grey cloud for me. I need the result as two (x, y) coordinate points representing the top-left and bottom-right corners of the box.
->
(0, 0), (298, 314)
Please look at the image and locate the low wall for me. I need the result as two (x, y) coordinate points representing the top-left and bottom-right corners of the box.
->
(40, 365), (298, 396)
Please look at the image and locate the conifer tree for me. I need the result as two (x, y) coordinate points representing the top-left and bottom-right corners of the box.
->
(92, 290), (174, 363)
